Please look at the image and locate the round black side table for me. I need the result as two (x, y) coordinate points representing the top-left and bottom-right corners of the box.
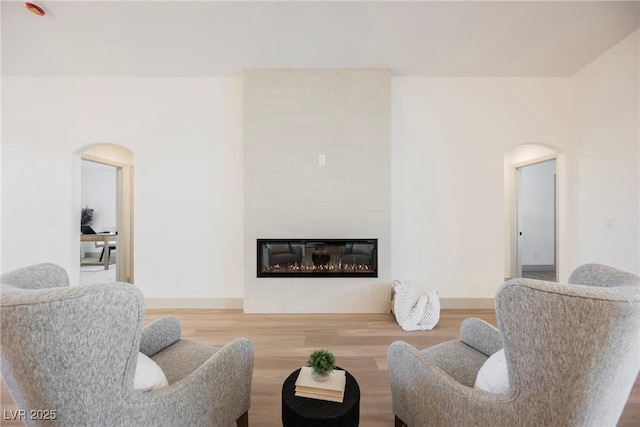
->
(281, 368), (360, 427)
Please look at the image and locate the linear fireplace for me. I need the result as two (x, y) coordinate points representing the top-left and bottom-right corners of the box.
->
(257, 239), (378, 278)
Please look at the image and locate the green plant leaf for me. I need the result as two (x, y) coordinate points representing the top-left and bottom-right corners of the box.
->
(307, 349), (335, 375)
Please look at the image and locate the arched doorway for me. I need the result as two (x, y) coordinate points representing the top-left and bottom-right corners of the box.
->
(75, 144), (134, 284)
(504, 143), (568, 282)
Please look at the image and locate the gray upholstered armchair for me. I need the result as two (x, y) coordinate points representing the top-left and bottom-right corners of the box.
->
(388, 264), (640, 427)
(1, 263), (254, 427)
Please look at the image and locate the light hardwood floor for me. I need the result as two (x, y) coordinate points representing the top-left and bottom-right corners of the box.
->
(2, 309), (639, 426)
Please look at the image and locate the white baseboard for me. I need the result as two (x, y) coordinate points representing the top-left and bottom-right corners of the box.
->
(145, 298), (243, 309)
(439, 298), (495, 309)
(145, 298), (493, 310)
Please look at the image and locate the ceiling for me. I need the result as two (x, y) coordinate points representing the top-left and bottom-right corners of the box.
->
(2, 1), (639, 77)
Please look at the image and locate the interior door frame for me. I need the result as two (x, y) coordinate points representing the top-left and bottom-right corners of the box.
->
(512, 154), (558, 280)
(81, 153), (134, 283)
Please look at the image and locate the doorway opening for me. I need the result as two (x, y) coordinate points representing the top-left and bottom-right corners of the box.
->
(516, 159), (557, 281)
(76, 144), (134, 284)
(80, 159), (118, 284)
(504, 144), (565, 282)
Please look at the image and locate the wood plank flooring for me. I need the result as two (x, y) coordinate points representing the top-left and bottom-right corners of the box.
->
(2, 309), (639, 426)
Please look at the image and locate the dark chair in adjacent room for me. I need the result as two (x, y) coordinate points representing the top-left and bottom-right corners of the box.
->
(96, 238), (117, 262)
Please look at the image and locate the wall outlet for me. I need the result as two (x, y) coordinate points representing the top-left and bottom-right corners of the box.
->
(534, 252), (540, 259)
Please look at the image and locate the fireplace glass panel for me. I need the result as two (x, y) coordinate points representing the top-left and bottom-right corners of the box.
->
(257, 239), (378, 278)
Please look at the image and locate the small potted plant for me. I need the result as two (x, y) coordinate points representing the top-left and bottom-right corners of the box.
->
(307, 349), (335, 382)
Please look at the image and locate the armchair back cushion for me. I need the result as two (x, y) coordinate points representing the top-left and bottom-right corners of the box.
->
(495, 267), (639, 426)
(389, 263), (639, 427)
(1, 263), (253, 427)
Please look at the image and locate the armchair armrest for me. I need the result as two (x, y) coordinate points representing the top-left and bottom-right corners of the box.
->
(139, 316), (181, 357)
(388, 340), (509, 426)
(460, 318), (503, 356)
(129, 338), (254, 426)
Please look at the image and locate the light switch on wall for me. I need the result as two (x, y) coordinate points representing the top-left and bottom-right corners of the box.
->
(606, 216), (615, 229)
(319, 154), (326, 166)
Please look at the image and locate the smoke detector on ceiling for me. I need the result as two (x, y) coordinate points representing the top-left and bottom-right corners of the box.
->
(25, 2), (46, 16)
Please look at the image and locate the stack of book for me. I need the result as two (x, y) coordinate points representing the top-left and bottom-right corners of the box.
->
(294, 366), (346, 403)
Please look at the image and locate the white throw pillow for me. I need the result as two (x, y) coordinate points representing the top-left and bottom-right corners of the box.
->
(134, 352), (168, 392)
(474, 349), (510, 395)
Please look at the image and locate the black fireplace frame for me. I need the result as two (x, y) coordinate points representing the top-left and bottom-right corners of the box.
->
(257, 238), (378, 278)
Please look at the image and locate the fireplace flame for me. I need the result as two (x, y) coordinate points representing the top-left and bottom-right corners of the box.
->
(264, 262), (372, 273)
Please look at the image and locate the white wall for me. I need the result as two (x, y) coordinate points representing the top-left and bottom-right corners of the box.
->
(2, 31), (637, 309)
(391, 78), (571, 299)
(570, 30), (639, 273)
(1, 77), (245, 302)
